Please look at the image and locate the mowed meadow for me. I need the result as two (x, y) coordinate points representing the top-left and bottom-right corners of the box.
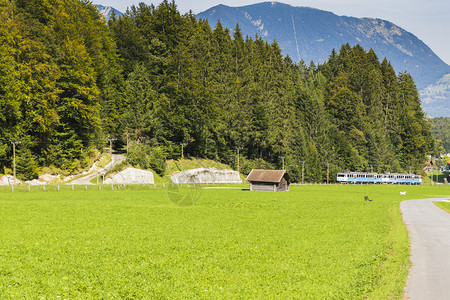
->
(0, 185), (448, 298)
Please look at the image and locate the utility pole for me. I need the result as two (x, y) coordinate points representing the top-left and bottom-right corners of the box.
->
(326, 162), (329, 184)
(107, 137), (117, 165)
(431, 167), (438, 184)
(180, 142), (188, 171)
(126, 129), (129, 155)
(236, 147), (243, 174)
(107, 138), (117, 158)
(280, 156), (285, 170)
(300, 161), (305, 184)
(11, 141), (21, 184)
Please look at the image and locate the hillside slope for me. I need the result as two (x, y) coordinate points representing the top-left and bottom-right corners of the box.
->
(197, 2), (450, 91)
(420, 74), (450, 117)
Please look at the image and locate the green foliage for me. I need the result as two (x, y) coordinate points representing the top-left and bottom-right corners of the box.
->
(15, 146), (39, 181)
(149, 146), (167, 176)
(127, 143), (150, 169)
(0, 0), (433, 182)
(122, 64), (161, 141)
(328, 86), (365, 130)
(127, 142), (166, 175)
(0, 0), (123, 174)
(429, 117), (450, 154)
(239, 157), (275, 175)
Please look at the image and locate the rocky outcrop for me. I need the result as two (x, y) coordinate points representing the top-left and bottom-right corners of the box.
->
(103, 167), (154, 184)
(171, 168), (242, 184)
(0, 175), (22, 185)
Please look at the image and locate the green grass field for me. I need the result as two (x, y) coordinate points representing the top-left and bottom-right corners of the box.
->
(0, 185), (449, 298)
(434, 200), (450, 213)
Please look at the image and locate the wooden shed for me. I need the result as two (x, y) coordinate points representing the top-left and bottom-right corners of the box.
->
(245, 169), (291, 192)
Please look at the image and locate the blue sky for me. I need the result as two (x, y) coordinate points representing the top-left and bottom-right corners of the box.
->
(95, 0), (450, 65)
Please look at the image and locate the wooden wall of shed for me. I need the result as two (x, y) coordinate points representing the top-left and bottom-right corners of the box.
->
(278, 177), (289, 192)
(251, 183), (277, 192)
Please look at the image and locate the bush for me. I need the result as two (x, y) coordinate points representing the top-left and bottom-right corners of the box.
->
(16, 147), (39, 181)
(127, 142), (166, 176)
(240, 157), (274, 175)
(149, 147), (166, 176)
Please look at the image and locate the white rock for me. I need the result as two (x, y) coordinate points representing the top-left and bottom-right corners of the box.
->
(26, 179), (47, 186)
(103, 167), (154, 184)
(171, 168), (242, 184)
(0, 175), (22, 185)
(39, 174), (61, 183)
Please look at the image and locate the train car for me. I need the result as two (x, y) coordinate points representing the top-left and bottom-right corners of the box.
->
(411, 174), (422, 185)
(337, 172), (422, 185)
(337, 173), (349, 183)
(337, 172), (377, 184)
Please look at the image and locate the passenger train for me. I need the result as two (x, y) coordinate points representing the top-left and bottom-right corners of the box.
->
(337, 172), (422, 185)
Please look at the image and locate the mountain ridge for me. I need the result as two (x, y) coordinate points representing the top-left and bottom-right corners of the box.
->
(96, 4), (123, 21)
(92, 2), (448, 117)
(198, 2), (450, 90)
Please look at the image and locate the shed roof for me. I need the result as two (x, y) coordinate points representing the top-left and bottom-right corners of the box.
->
(245, 169), (291, 183)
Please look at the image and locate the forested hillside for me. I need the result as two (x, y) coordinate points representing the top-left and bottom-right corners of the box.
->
(0, 0), (434, 181)
(198, 2), (450, 91)
(0, 0), (124, 178)
(429, 117), (450, 153)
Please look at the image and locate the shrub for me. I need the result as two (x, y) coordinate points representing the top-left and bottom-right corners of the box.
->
(127, 142), (166, 176)
(240, 157), (274, 175)
(16, 147), (39, 181)
(149, 146), (166, 176)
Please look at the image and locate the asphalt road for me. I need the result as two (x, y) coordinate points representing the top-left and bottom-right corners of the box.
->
(401, 198), (450, 299)
(71, 154), (126, 185)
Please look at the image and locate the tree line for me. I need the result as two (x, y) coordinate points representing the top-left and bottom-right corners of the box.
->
(429, 117), (450, 154)
(0, 0), (435, 181)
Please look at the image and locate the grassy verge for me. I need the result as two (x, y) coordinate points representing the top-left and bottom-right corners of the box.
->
(0, 185), (448, 298)
(434, 201), (450, 213)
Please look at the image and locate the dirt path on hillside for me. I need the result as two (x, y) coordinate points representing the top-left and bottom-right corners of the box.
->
(401, 198), (450, 299)
(70, 154), (126, 185)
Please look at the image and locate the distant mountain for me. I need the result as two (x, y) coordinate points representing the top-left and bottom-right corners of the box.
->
(197, 2), (450, 116)
(420, 74), (450, 117)
(96, 5), (123, 21)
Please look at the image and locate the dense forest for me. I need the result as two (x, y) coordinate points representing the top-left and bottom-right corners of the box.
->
(0, 0), (437, 181)
(429, 117), (450, 154)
